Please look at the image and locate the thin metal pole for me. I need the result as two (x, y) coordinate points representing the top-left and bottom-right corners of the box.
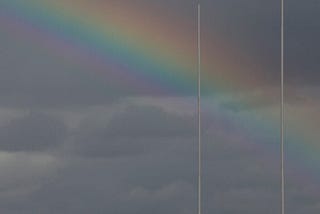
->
(281, 0), (285, 214)
(197, 3), (201, 214)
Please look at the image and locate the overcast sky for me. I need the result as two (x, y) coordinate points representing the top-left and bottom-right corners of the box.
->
(0, 0), (319, 213)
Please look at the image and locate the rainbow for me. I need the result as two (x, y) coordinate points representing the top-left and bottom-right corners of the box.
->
(1, 0), (319, 180)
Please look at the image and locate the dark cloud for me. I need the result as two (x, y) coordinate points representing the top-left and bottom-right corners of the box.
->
(0, 104), (319, 213)
(0, 113), (67, 152)
(219, 87), (308, 112)
(0, 113), (315, 214)
(69, 105), (196, 158)
(0, 152), (60, 198)
(105, 105), (196, 138)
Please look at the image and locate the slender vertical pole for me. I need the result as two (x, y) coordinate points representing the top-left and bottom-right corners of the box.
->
(281, 0), (285, 214)
(197, 3), (201, 214)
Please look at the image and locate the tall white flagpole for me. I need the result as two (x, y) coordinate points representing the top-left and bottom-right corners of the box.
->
(197, 3), (201, 214)
(281, 0), (285, 213)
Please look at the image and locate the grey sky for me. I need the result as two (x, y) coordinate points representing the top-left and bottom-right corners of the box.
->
(0, 0), (319, 213)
